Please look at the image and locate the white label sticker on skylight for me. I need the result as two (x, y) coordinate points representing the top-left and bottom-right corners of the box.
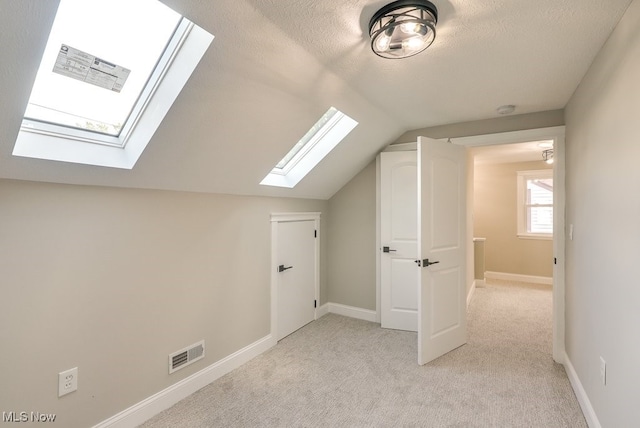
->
(53, 44), (131, 92)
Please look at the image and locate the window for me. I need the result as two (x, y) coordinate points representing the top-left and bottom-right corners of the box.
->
(260, 107), (358, 188)
(517, 170), (553, 238)
(13, 0), (214, 169)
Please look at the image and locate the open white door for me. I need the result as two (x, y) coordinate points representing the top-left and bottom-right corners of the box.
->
(417, 137), (467, 365)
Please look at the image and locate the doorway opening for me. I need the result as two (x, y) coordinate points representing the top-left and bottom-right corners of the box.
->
(469, 140), (557, 356)
(375, 126), (566, 363)
(455, 126), (565, 363)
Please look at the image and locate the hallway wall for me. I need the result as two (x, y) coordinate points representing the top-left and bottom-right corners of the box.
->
(564, 0), (640, 425)
(474, 160), (553, 278)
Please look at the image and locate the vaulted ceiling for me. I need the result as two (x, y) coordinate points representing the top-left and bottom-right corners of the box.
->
(0, 0), (633, 199)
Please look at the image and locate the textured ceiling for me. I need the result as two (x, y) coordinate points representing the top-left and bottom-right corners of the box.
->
(0, 0), (633, 199)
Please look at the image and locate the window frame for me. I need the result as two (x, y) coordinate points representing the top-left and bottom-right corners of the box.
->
(516, 169), (553, 240)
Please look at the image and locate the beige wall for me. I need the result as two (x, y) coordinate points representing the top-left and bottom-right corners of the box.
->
(473, 160), (553, 277)
(564, 0), (640, 425)
(0, 179), (327, 428)
(327, 160), (376, 310)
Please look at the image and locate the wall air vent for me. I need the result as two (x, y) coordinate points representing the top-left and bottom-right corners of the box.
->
(169, 340), (205, 374)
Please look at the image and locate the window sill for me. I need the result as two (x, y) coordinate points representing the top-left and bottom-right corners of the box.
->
(517, 233), (553, 241)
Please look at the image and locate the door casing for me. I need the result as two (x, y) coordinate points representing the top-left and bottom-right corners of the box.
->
(376, 126), (566, 363)
(270, 212), (320, 342)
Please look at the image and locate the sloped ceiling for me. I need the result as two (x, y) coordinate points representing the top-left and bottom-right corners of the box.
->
(0, 0), (633, 199)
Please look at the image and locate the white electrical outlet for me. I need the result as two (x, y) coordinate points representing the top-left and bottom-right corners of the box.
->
(600, 357), (606, 386)
(58, 367), (78, 397)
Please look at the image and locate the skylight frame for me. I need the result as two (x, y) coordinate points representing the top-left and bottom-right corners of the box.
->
(13, 5), (214, 169)
(260, 107), (358, 188)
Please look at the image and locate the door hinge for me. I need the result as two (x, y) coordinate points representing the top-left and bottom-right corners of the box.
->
(314, 229), (317, 238)
(554, 257), (557, 265)
(314, 300), (317, 308)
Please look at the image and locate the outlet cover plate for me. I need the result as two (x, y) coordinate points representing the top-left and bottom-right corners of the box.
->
(58, 367), (78, 397)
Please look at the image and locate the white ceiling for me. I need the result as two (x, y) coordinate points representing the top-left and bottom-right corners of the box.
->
(0, 0), (633, 199)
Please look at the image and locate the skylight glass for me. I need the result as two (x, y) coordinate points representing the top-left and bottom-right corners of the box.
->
(274, 107), (339, 170)
(261, 107), (358, 188)
(23, 0), (181, 138)
(14, 0), (214, 169)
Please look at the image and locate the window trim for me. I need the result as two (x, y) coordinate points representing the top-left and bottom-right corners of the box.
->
(13, 18), (214, 169)
(516, 169), (553, 240)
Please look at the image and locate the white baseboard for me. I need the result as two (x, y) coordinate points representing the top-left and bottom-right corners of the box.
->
(467, 280), (478, 308)
(484, 271), (552, 285)
(563, 352), (601, 428)
(93, 335), (276, 428)
(317, 302), (330, 318)
(327, 303), (377, 323)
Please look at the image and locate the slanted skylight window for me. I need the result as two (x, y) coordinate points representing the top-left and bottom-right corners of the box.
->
(13, 0), (214, 169)
(261, 107), (358, 188)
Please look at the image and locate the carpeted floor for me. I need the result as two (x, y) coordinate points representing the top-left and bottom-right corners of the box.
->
(140, 281), (586, 427)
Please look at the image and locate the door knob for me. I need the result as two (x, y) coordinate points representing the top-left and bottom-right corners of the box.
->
(415, 259), (439, 267)
(278, 265), (293, 272)
(383, 246), (397, 253)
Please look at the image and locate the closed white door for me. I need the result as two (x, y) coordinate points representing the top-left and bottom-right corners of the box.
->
(417, 136), (467, 365)
(277, 220), (316, 340)
(380, 151), (419, 332)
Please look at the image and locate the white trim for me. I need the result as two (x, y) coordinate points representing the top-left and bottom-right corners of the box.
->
(450, 126), (566, 147)
(552, 133), (566, 363)
(517, 233), (553, 240)
(93, 335), (275, 428)
(484, 271), (552, 285)
(317, 303), (330, 318)
(467, 280), (478, 307)
(375, 154), (382, 323)
(564, 352), (601, 428)
(270, 212), (321, 342)
(384, 142), (418, 152)
(328, 303), (377, 323)
(270, 212), (322, 223)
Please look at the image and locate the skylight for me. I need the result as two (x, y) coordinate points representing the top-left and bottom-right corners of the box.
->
(13, 0), (214, 169)
(260, 108), (358, 188)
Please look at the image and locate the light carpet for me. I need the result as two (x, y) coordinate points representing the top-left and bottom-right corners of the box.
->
(140, 281), (586, 427)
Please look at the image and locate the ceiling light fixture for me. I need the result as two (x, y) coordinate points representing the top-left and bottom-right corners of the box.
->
(542, 149), (554, 164)
(369, 0), (438, 59)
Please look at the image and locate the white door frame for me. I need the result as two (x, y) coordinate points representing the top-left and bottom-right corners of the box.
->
(376, 126), (566, 363)
(270, 212), (321, 342)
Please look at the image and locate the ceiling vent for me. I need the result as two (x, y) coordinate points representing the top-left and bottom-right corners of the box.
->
(169, 340), (205, 374)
